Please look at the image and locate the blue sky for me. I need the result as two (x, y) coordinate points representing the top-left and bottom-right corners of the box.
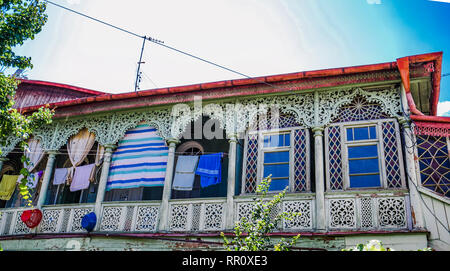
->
(9, 0), (450, 115)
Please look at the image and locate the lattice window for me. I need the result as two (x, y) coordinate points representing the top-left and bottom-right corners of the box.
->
(378, 197), (406, 228)
(326, 126), (344, 190)
(326, 119), (405, 191)
(333, 96), (389, 123)
(328, 199), (356, 228)
(243, 134), (258, 193)
(293, 129), (309, 192)
(416, 135), (450, 198)
(382, 121), (403, 188)
(283, 200), (312, 229)
(135, 206), (159, 231)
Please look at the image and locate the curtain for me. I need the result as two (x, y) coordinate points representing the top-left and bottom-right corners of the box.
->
(17, 138), (45, 186)
(67, 128), (96, 183)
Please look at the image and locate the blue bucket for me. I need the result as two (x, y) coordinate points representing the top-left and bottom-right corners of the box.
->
(81, 212), (97, 232)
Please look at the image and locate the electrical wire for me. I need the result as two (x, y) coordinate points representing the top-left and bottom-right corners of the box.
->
(43, 0), (283, 92)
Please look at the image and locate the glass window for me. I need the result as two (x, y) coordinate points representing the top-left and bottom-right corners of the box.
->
(346, 126), (377, 141)
(347, 144), (381, 188)
(263, 133), (290, 148)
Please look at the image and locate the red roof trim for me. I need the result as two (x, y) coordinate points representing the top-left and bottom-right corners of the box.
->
(18, 79), (107, 96)
(18, 52), (443, 115)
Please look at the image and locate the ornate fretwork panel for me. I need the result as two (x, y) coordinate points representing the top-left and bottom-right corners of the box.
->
(169, 204), (189, 231)
(318, 87), (401, 127)
(382, 121), (403, 188)
(236, 202), (255, 223)
(249, 111), (303, 131)
(135, 206), (159, 232)
(203, 203), (224, 231)
(99, 206), (123, 231)
(328, 199), (356, 229)
(333, 96), (390, 123)
(326, 126), (344, 190)
(0, 134), (22, 158)
(40, 209), (63, 233)
(416, 135), (450, 198)
(283, 200), (312, 230)
(293, 129), (309, 192)
(360, 197), (374, 228)
(377, 197), (406, 228)
(243, 134), (259, 193)
(12, 210), (31, 235)
(69, 208), (93, 232)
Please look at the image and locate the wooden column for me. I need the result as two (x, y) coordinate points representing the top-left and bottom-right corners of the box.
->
(398, 118), (425, 229)
(158, 138), (179, 231)
(225, 134), (238, 230)
(36, 150), (58, 208)
(94, 144), (115, 230)
(312, 126), (326, 231)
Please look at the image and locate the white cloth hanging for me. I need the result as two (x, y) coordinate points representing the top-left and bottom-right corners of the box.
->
(66, 129), (96, 184)
(172, 155), (199, 191)
(17, 138), (45, 185)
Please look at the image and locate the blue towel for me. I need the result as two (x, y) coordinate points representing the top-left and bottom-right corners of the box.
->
(195, 153), (223, 188)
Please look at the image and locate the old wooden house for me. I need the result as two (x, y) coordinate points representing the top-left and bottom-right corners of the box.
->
(0, 52), (448, 251)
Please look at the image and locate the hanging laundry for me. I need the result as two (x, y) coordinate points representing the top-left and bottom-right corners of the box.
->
(106, 123), (168, 191)
(0, 175), (20, 201)
(53, 168), (69, 185)
(172, 155), (199, 191)
(195, 152), (223, 188)
(70, 164), (96, 192)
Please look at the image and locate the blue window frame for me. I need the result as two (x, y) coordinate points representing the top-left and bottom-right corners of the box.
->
(262, 132), (291, 191)
(346, 125), (381, 188)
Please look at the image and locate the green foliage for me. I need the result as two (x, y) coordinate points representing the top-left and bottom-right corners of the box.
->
(0, 0), (48, 70)
(0, 0), (52, 208)
(342, 239), (434, 251)
(221, 176), (301, 251)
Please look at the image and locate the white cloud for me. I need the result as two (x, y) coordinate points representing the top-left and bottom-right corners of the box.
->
(367, 0), (381, 4)
(437, 101), (450, 116)
(429, 0), (450, 3)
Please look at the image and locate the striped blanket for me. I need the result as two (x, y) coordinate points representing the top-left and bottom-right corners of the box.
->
(106, 123), (169, 191)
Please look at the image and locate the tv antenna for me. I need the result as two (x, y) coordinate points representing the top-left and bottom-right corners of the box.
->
(135, 36), (164, 92)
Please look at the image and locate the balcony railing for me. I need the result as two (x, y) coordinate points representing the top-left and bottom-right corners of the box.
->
(0, 191), (411, 236)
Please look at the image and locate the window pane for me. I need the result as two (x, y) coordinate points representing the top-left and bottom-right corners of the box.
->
(348, 145), (378, 158)
(346, 128), (353, 141)
(284, 133), (290, 147)
(264, 134), (290, 147)
(349, 174), (381, 188)
(268, 178), (289, 191)
(264, 164), (289, 178)
(369, 126), (377, 139)
(349, 158), (379, 174)
(354, 127), (370, 140)
(264, 151), (289, 163)
(263, 136), (270, 147)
